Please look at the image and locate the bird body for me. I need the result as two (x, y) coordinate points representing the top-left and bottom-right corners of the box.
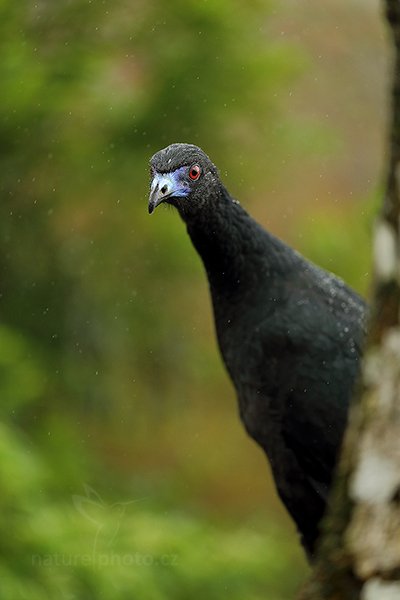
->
(148, 143), (367, 556)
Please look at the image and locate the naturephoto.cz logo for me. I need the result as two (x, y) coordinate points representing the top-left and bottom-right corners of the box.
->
(31, 485), (178, 569)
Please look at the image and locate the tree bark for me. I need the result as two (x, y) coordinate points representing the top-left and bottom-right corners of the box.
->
(298, 2), (400, 599)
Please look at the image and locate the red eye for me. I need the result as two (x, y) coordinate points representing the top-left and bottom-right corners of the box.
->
(189, 165), (201, 181)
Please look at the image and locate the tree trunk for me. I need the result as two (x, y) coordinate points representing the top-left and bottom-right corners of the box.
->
(298, 1), (400, 599)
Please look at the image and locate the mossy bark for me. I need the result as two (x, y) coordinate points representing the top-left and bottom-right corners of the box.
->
(298, 2), (400, 599)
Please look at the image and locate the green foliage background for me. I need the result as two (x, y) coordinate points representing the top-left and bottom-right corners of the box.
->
(0, 0), (385, 598)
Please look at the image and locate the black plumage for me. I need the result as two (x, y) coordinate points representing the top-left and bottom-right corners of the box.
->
(148, 143), (367, 557)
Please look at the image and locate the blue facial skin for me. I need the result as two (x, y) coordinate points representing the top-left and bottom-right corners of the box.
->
(149, 166), (193, 214)
(169, 166), (191, 197)
(154, 167), (190, 198)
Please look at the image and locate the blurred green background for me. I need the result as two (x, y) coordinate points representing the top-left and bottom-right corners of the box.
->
(0, 0), (387, 598)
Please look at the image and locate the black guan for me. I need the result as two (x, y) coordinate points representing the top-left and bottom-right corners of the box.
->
(148, 143), (367, 557)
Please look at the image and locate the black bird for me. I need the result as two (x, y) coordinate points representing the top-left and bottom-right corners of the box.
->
(148, 143), (367, 557)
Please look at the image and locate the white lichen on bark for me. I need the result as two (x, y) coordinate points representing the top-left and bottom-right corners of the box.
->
(362, 578), (400, 600)
(373, 219), (398, 281)
(345, 329), (400, 581)
(346, 327), (400, 578)
(350, 442), (399, 504)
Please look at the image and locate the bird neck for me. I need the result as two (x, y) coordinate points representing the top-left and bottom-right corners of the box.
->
(183, 185), (290, 299)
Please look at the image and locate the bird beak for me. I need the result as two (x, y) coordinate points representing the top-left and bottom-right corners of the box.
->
(148, 173), (175, 214)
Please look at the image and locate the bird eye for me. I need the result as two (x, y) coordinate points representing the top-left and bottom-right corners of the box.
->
(189, 165), (201, 181)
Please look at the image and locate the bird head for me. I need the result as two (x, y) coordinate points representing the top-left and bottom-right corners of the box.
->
(148, 143), (220, 218)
